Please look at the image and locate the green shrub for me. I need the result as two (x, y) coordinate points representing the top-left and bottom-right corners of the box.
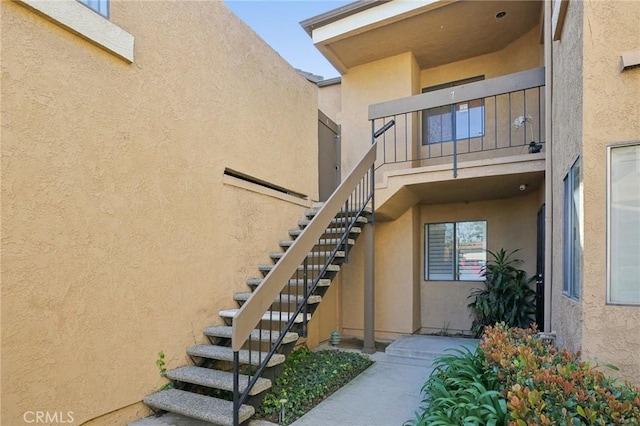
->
(406, 346), (507, 426)
(256, 346), (372, 425)
(408, 325), (640, 426)
(481, 323), (640, 425)
(468, 249), (536, 338)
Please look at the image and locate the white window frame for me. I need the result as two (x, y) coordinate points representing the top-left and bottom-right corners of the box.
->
(16, 0), (133, 63)
(563, 157), (582, 300)
(425, 220), (487, 281)
(77, 0), (109, 18)
(607, 142), (640, 306)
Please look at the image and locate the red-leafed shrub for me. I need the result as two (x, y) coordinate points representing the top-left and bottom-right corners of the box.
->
(481, 323), (640, 425)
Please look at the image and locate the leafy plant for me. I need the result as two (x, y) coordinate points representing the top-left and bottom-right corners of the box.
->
(156, 351), (173, 391)
(481, 323), (640, 425)
(468, 249), (536, 337)
(256, 346), (372, 425)
(405, 345), (507, 426)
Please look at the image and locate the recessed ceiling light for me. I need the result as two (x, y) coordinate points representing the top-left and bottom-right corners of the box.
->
(496, 11), (507, 19)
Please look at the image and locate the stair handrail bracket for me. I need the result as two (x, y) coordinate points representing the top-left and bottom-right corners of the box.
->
(231, 142), (377, 352)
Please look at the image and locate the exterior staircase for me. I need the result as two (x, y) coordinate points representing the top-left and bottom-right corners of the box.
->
(143, 143), (377, 426)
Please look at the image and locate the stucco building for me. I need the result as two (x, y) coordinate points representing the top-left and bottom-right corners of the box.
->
(1, 0), (639, 425)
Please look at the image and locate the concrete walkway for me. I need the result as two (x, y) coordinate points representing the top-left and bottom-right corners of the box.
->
(291, 336), (477, 426)
(130, 335), (477, 426)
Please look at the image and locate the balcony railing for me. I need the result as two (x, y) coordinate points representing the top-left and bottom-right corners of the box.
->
(369, 67), (545, 177)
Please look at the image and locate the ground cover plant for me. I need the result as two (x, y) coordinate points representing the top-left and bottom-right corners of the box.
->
(408, 323), (640, 425)
(256, 346), (373, 425)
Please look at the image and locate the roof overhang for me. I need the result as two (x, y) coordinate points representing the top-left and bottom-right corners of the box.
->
(301, 0), (542, 74)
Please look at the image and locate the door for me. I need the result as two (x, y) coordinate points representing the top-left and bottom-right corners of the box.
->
(318, 110), (340, 201)
(535, 204), (545, 331)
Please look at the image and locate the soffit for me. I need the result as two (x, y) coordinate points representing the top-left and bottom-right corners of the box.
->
(317, 0), (541, 71)
(409, 171), (545, 205)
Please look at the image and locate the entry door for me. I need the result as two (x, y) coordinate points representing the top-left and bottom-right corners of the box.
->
(318, 110), (340, 201)
(536, 204), (545, 331)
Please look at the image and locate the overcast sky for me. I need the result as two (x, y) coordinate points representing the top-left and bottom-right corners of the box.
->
(224, 0), (351, 79)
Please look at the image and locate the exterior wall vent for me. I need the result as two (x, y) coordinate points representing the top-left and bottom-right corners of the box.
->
(620, 50), (640, 72)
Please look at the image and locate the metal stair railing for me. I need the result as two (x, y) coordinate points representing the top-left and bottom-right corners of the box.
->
(231, 142), (377, 426)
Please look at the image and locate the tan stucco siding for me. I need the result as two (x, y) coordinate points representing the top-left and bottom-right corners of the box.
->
(550, 0), (584, 355)
(341, 52), (417, 179)
(419, 25), (543, 87)
(1, 1), (317, 424)
(420, 192), (540, 334)
(340, 207), (421, 340)
(318, 83), (342, 125)
(579, 0), (640, 385)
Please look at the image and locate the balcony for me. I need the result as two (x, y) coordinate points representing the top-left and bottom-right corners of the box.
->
(369, 67), (545, 178)
(368, 68), (546, 220)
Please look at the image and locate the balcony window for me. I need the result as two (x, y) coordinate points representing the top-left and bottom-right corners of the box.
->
(425, 221), (487, 281)
(563, 158), (582, 299)
(608, 144), (640, 305)
(422, 76), (485, 145)
(77, 0), (109, 17)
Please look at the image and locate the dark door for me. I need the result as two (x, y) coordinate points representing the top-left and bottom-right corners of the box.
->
(536, 204), (545, 331)
(318, 110), (340, 201)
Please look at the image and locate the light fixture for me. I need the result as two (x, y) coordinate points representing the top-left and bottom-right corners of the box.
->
(496, 11), (507, 19)
(519, 184), (528, 191)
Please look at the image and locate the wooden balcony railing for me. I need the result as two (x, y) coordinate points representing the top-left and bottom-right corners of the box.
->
(369, 67), (546, 177)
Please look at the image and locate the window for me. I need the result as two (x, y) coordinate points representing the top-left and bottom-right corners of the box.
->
(425, 221), (487, 281)
(608, 144), (640, 305)
(77, 0), (109, 17)
(563, 158), (582, 299)
(422, 76), (485, 145)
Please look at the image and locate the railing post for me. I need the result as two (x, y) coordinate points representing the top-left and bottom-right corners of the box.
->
(363, 165), (376, 354)
(302, 257), (308, 338)
(233, 351), (239, 426)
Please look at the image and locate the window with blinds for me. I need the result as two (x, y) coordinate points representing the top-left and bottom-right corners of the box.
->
(426, 221), (487, 281)
(77, 0), (109, 18)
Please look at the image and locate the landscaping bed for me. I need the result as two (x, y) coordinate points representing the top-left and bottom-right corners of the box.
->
(256, 346), (373, 425)
(407, 323), (640, 425)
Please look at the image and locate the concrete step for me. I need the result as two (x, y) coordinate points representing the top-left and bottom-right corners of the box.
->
(279, 238), (355, 249)
(258, 263), (340, 273)
(166, 366), (271, 396)
(289, 227), (361, 238)
(203, 325), (299, 345)
(269, 251), (345, 261)
(144, 389), (254, 426)
(187, 345), (285, 367)
(246, 277), (331, 289)
(234, 292), (322, 305)
(219, 309), (310, 324)
(305, 206), (372, 218)
(297, 216), (368, 228)
(258, 263), (340, 274)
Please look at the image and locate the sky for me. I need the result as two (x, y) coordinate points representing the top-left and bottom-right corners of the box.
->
(224, 0), (352, 80)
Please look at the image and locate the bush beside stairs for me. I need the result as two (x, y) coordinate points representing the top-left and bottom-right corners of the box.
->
(143, 205), (370, 426)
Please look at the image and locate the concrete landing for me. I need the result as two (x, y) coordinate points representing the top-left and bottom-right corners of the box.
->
(385, 334), (478, 360)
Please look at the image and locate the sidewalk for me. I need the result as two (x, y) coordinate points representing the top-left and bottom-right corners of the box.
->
(291, 335), (477, 426)
(130, 335), (477, 426)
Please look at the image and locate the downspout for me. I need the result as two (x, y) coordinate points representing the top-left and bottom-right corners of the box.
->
(544, 0), (554, 332)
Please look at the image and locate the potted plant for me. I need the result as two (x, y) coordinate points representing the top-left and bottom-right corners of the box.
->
(467, 248), (536, 337)
(513, 114), (543, 153)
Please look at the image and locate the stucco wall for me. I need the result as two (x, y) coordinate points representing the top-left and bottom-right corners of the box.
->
(341, 52), (417, 179)
(420, 191), (541, 334)
(550, 0), (584, 355)
(579, 0), (640, 385)
(420, 25), (543, 87)
(340, 208), (421, 340)
(318, 83), (342, 125)
(1, 1), (318, 424)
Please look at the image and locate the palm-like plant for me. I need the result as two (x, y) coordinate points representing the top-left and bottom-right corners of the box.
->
(468, 248), (536, 337)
